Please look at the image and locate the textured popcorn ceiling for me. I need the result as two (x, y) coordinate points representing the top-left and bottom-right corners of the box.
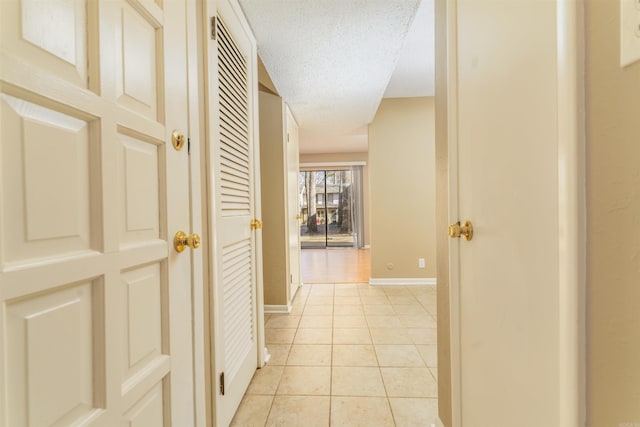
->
(239, 0), (432, 153)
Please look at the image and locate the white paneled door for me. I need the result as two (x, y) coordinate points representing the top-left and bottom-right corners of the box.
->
(0, 0), (200, 425)
(447, 0), (582, 425)
(204, 0), (261, 426)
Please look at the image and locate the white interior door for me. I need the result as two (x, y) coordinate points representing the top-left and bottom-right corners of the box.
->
(286, 107), (302, 300)
(449, 0), (582, 425)
(204, 0), (261, 425)
(0, 0), (199, 425)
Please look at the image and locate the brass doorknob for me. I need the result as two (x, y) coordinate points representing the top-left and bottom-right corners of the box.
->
(174, 231), (201, 252)
(295, 215), (303, 220)
(250, 219), (263, 230)
(172, 130), (186, 151)
(448, 221), (473, 241)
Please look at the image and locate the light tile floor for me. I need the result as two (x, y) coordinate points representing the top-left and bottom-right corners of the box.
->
(231, 283), (439, 427)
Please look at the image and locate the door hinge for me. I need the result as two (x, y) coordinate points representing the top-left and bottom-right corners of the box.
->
(219, 372), (225, 395)
(287, 133), (290, 143)
(290, 273), (293, 283)
(187, 137), (191, 154)
(211, 16), (217, 40)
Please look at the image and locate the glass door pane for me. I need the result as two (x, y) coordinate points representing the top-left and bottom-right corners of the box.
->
(299, 169), (357, 249)
(326, 170), (355, 247)
(299, 171), (326, 248)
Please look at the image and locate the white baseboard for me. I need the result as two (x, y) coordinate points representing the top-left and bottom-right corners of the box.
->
(262, 347), (271, 365)
(264, 304), (292, 314)
(290, 284), (301, 300)
(369, 278), (437, 286)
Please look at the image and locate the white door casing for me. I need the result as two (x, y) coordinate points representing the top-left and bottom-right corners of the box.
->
(203, 0), (262, 425)
(0, 0), (200, 425)
(286, 106), (301, 301)
(186, 0), (208, 425)
(445, 0), (585, 426)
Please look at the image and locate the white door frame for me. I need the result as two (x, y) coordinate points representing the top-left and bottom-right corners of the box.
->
(285, 106), (302, 301)
(441, 0), (586, 425)
(555, 2), (587, 424)
(186, 0), (207, 425)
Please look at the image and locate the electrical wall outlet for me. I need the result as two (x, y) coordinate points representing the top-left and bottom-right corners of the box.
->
(418, 258), (426, 269)
(621, 0), (640, 67)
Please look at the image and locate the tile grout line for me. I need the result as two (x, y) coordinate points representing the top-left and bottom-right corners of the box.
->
(262, 286), (307, 426)
(329, 284), (334, 427)
(367, 286), (398, 427)
(264, 306), (297, 426)
(358, 284), (397, 426)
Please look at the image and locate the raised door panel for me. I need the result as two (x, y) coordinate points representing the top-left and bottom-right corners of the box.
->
(113, 2), (162, 121)
(0, 0), (89, 88)
(123, 383), (165, 427)
(5, 280), (102, 426)
(0, 94), (95, 268)
(117, 132), (164, 248)
(121, 263), (166, 382)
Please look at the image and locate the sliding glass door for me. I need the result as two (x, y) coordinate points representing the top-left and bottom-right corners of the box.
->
(299, 171), (325, 248)
(299, 170), (359, 249)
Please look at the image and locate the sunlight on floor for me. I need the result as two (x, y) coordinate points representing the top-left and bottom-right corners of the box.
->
(301, 249), (370, 284)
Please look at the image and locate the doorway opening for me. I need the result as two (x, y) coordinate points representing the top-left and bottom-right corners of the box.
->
(299, 169), (364, 249)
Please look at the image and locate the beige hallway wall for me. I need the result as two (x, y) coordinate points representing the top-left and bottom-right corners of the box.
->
(259, 91), (289, 306)
(586, 1), (640, 424)
(368, 97), (436, 280)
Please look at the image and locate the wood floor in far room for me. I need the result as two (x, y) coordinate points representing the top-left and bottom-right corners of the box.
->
(301, 248), (370, 284)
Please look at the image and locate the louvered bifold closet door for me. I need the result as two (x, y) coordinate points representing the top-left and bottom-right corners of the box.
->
(213, 11), (258, 424)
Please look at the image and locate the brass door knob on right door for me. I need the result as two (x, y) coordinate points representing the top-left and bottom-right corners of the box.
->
(448, 221), (473, 241)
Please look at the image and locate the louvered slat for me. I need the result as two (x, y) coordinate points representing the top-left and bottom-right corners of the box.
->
(220, 148), (249, 170)
(220, 165), (250, 184)
(220, 126), (249, 155)
(220, 116), (248, 148)
(217, 22), (247, 70)
(222, 178), (249, 192)
(218, 33), (247, 75)
(217, 16), (250, 217)
(218, 65), (248, 106)
(221, 238), (254, 382)
(219, 88), (248, 132)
